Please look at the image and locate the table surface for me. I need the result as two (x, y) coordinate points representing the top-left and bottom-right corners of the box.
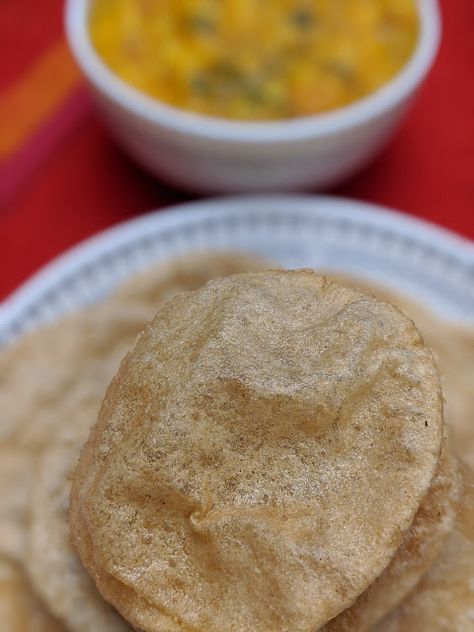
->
(1, 0), (473, 302)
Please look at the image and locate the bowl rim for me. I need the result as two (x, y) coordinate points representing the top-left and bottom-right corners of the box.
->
(65, 0), (441, 144)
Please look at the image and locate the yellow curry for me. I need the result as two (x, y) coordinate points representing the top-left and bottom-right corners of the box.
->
(89, 0), (419, 121)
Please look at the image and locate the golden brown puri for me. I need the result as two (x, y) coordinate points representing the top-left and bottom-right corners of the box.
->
(385, 313), (474, 471)
(27, 442), (132, 631)
(0, 253), (263, 540)
(71, 270), (444, 632)
(0, 303), (152, 450)
(0, 306), (150, 574)
(0, 557), (65, 632)
(325, 273), (474, 470)
(323, 444), (460, 631)
(0, 253), (270, 451)
(375, 462), (474, 631)
(0, 449), (33, 561)
(111, 251), (271, 308)
(0, 252), (269, 628)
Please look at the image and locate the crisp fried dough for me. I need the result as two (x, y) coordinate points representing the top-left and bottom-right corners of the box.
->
(111, 251), (271, 308)
(324, 444), (460, 631)
(27, 442), (131, 631)
(71, 271), (443, 632)
(388, 307), (474, 471)
(326, 274), (474, 469)
(375, 462), (474, 631)
(0, 253), (270, 450)
(0, 253), (269, 625)
(0, 450), (33, 561)
(0, 252), (269, 529)
(0, 557), (64, 631)
(0, 306), (149, 573)
(0, 304), (153, 450)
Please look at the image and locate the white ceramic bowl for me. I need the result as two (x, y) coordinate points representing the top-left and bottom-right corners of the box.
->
(65, 0), (441, 194)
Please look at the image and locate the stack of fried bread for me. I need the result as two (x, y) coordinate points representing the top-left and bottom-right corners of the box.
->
(0, 255), (473, 631)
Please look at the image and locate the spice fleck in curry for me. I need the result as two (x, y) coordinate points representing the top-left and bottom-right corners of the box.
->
(89, 0), (419, 121)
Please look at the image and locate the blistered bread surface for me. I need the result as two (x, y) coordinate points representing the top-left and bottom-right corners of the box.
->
(71, 271), (443, 632)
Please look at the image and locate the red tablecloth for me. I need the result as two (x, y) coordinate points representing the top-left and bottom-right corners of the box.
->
(1, 0), (473, 301)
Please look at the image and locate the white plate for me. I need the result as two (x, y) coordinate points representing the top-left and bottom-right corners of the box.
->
(1, 195), (473, 346)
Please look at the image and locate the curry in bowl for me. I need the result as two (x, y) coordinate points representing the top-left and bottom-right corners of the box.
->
(89, 0), (419, 121)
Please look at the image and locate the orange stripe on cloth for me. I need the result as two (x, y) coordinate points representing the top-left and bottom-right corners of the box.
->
(0, 39), (81, 159)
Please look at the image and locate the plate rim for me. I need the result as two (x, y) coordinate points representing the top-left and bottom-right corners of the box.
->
(1, 194), (473, 333)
